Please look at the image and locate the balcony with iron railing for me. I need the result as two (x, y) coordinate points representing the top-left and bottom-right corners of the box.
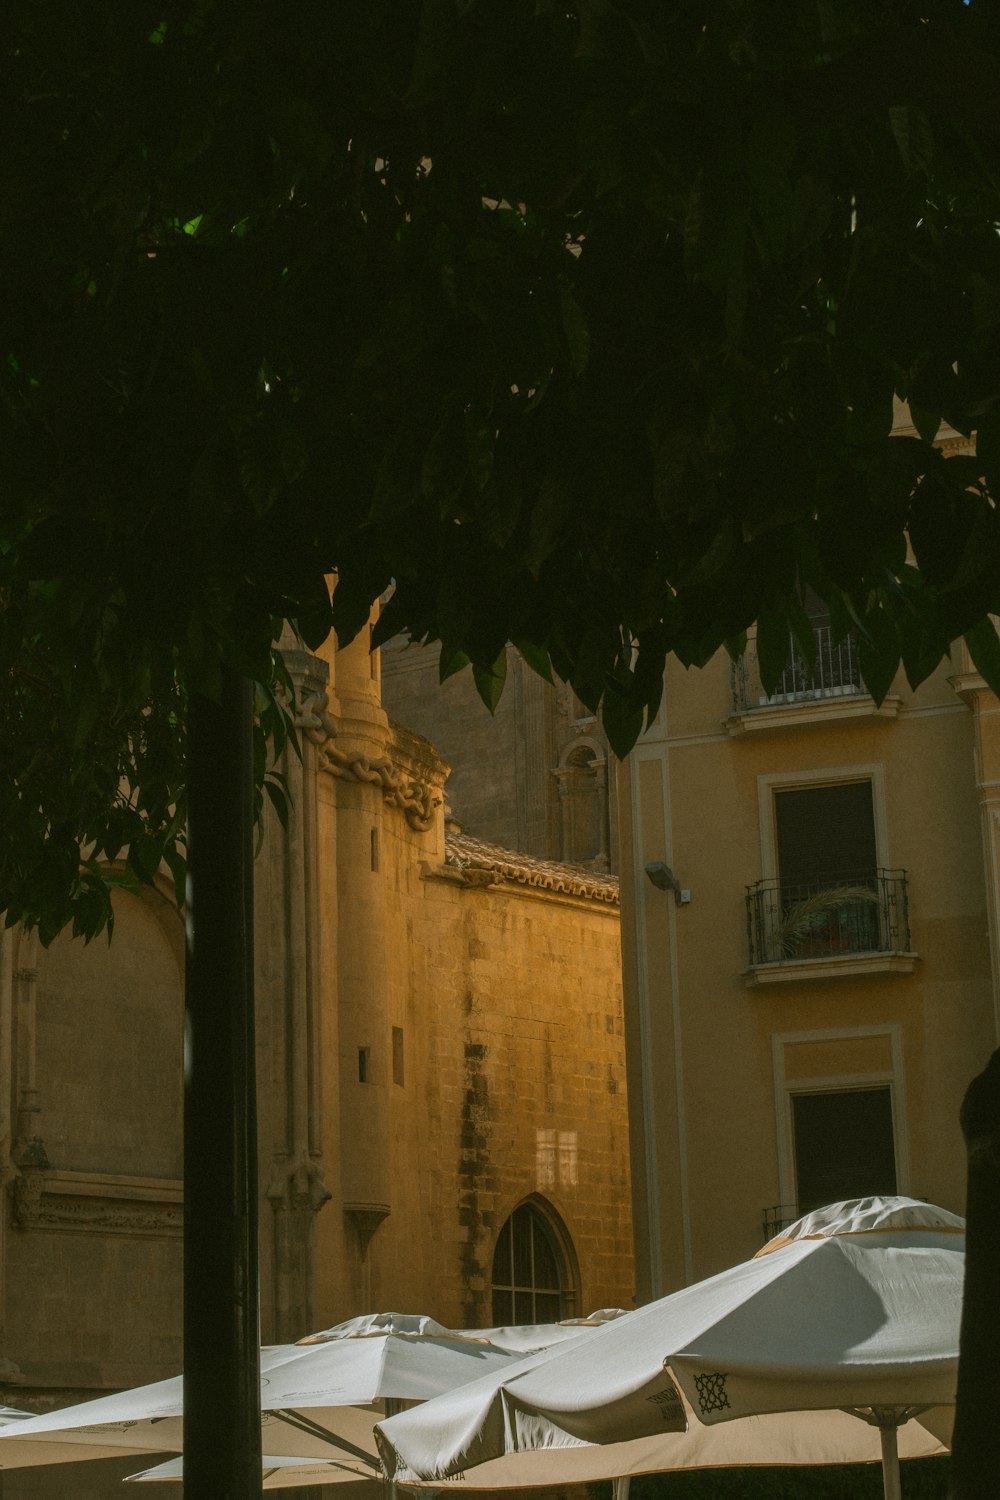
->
(761, 1205), (798, 1244)
(744, 869), (915, 983)
(732, 623), (864, 714)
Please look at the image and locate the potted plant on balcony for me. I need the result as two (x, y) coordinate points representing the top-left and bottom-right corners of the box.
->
(774, 884), (880, 960)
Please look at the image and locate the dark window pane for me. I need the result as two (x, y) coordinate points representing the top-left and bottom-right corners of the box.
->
(494, 1216), (512, 1287)
(512, 1211), (533, 1286)
(775, 782), (877, 887)
(533, 1292), (562, 1323)
(491, 1288), (514, 1325)
(793, 1088), (896, 1215)
(514, 1290), (535, 1323)
(491, 1203), (570, 1322)
(531, 1220), (559, 1290)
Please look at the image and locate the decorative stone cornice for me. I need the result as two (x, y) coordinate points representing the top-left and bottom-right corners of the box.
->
(12, 1169), (183, 1236)
(441, 831), (619, 906)
(319, 744), (442, 831)
(281, 659), (443, 832)
(950, 669), (995, 707)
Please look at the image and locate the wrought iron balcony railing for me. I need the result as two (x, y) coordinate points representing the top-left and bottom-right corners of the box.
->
(761, 1205), (798, 1244)
(732, 624), (864, 713)
(745, 869), (910, 967)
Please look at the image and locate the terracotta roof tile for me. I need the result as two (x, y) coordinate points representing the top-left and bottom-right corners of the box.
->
(444, 830), (619, 906)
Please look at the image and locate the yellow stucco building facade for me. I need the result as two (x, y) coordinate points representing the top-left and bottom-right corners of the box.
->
(0, 629), (631, 1496)
(620, 588), (1000, 1299)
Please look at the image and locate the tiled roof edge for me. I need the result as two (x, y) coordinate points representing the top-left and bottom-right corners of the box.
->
(444, 830), (619, 906)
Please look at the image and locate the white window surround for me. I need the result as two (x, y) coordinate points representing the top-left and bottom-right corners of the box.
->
(756, 762), (891, 883)
(771, 1024), (911, 1215)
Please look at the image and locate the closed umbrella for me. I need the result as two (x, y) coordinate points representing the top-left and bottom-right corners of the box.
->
(376, 1198), (961, 1500)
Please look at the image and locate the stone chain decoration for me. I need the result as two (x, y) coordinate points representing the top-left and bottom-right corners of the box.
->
(294, 682), (441, 833)
(320, 745), (442, 833)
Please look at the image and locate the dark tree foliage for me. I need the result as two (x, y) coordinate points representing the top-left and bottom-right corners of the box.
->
(3, 0), (1000, 920)
(4, 7), (1000, 1497)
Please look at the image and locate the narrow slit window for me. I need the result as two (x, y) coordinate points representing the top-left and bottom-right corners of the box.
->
(358, 1047), (370, 1083)
(370, 828), (379, 872)
(392, 1027), (404, 1086)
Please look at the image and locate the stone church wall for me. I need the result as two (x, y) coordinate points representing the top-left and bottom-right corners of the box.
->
(0, 626), (631, 1498)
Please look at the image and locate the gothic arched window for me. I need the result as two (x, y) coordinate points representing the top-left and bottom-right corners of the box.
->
(491, 1201), (572, 1324)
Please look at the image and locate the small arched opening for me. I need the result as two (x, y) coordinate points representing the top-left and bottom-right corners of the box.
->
(554, 739), (609, 870)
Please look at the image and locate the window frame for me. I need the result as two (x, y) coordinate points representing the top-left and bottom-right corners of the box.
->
(771, 1024), (910, 1216)
(756, 763), (891, 886)
(490, 1197), (578, 1325)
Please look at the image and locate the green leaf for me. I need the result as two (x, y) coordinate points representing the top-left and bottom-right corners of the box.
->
(439, 645), (470, 683)
(528, 468), (573, 570)
(857, 606), (901, 704)
(600, 685), (645, 759)
(964, 618), (1000, 696)
(909, 405), (941, 445)
(464, 410), (495, 493)
(472, 649), (507, 713)
(558, 283), (590, 376)
(888, 104), (935, 176)
(754, 611), (793, 695)
(263, 774), (291, 830)
(514, 638), (554, 684)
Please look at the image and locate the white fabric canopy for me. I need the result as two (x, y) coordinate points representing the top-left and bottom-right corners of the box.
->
(0, 1328), (525, 1474)
(126, 1407), (949, 1490)
(0, 1312), (619, 1479)
(376, 1198), (961, 1499)
(300, 1309), (631, 1355)
(127, 1455), (384, 1490)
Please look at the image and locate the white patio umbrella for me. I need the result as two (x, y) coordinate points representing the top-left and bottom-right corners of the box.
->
(300, 1309), (631, 1355)
(0, 1321), (526, 1476)
(128, 1404), (949, 1490)
(376, 1198), (962, 1500)
(126, 1455), (383, 1490)
(121, 1313), (631, 1490)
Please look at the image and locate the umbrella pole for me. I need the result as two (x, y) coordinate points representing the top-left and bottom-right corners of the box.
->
(878, 1422), (901, 1500)
(613, 1479), (631, 1500)
(384, 1400), (403, 1500)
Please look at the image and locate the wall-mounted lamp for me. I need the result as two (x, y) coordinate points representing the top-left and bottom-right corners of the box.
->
(644, 861), (689, 906)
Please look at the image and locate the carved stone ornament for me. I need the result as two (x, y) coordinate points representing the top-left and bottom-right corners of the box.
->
(266, 1152), (332, 1214)
(281, 659), (441, 832)
(319, 743), (442, 832)
(343, 1202), (391, 1262)
(12, 1168), (183, 1237)
(295, 682), (338, 746)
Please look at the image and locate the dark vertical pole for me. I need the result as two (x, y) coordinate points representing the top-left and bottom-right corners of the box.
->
(952, 1047), (1000, 1499)
(185, 668), (262, 1499)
